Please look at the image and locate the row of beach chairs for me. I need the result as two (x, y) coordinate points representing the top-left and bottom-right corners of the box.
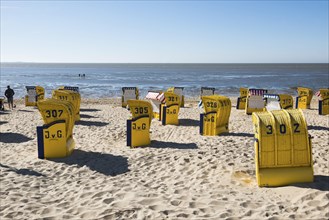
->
(21, 85), (328, 188)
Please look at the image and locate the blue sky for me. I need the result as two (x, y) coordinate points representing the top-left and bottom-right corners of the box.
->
(1, 1), (328, 63)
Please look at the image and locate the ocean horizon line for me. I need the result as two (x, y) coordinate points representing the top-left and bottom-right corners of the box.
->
(1, 62), (329, 65)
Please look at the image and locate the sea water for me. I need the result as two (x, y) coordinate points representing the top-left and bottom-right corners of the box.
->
(0, 63), (328, 98)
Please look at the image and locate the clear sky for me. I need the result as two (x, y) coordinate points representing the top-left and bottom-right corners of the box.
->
(1, 1), (328, 63)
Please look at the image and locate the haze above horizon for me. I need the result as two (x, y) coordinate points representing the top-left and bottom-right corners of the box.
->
(1, 1), (328, 63)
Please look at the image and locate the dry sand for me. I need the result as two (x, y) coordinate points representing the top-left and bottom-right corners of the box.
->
(0, 97), (328, 219)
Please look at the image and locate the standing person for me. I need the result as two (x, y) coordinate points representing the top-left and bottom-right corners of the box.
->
(5, 85), (15, 110)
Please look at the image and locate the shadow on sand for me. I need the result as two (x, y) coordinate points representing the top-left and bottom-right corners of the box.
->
(80, 114), (99, 119)
(80, 108), (101, 112)
(221, 132), (254, 137)
(52, 149), (129, 176)
(149, 140), (198, 149)
(0, 121), (8, 125)
(18, 109), (35, 113)
(0, 132), (33, 143)
(291, 175), (329, 192)
(75, 120), (109, 127)
(179, 119), (199, 127)
(0, 163), (46, 177)
(308, 125), (329, 131)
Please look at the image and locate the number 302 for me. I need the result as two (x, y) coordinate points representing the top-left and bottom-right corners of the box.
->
(265, 123), (300, 134)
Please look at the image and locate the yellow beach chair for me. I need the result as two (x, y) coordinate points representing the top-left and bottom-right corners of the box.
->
(167, 87), (184, 107)
(236, 87), (248, 110)
(122, 87), (139, 108)
(37, 99), (76, 159)
(200, 95), (231, 136)
(252, 109), (313, 187)
(245, 89), (268, 115)
(295, 87), (313, 109)
(126, 100), (153, 148)
(160, 92), (181, 125)
(25, 86), (45, 106)
(316, 88), (329, 115)
(52, 89), (81, 121)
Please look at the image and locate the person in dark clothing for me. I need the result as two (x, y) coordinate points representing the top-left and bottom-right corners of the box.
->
(5, 85), (15, 109)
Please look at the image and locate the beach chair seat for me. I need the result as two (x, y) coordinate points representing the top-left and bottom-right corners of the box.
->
(200, 95), (231, 136)
(25, 86), (45, 106)
(36, 99), (76, 159)
(295, 87), (313, 109)
(264, 94), (293, 111)
(52, 89), (81, 121)
(316, 88), (329, 115)
(122, 87), (139, 108)
(160, 92), (181, 125)
(236, 87), (248, 110)
(126, 100), (153, 148)
(245, 89), (268, 115)
(167, 87), (184, 107)
(252, 109), (313, 187)
(145, 91), (165, 119)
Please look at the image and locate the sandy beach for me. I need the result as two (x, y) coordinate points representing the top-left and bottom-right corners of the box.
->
(0, 97), (328, 219)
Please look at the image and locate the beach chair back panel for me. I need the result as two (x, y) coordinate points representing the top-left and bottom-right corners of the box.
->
(286, 109), (310, 165)
(236, 87), (248, 110)
(317, 89), (329, 115)
(167, 87), (184, 107)
(201, 87), (215, 97)
(252, 109), (313, 186)
(36, 99), (75, 159)
(217, 98), (231, 131)
(161, 92), (180, 125)
(122, 87), (139, 107)
(253, 111), (276, 167)
(127, 100), (153, 125)
(37, 99), (75, 139)
(272, 110), (292, 166)
(296, 87), (313, 109)
(279, 94), (293, 109)
(245, 89), (267, 115)
(25, 86), (45, 106)
(52, 90), (80, 121)
(200, 95), (231, 136)
(127, 100), (153, 147)
(27, 87), (37, 103)
(37, 121), (67, 158)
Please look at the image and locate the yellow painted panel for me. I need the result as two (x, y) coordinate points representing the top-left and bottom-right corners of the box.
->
(127, 100), (153, 125)
(279, 94), (293, 109)
(37, 99), (75, 139)
(252, 109), (313, 187)
(296, 87), (313, 109)
(52, 89), (81, 121)
(130, 117), (151, 148)
(201, 95), (231, 136)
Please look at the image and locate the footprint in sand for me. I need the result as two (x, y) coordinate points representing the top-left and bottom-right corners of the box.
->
(231, 170), (255, 186)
